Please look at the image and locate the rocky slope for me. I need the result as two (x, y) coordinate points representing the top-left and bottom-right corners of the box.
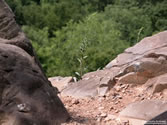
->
(50, 31), (167, 125)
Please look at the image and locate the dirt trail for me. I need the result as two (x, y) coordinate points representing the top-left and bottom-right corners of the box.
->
(61, 83), (166, 125)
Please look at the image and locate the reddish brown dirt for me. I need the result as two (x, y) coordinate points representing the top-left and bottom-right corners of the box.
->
(61, 83), (166, 125)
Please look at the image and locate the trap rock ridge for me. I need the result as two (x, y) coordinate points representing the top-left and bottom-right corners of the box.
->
(58, 31), (167, 125)
(61, 31), (167, 98)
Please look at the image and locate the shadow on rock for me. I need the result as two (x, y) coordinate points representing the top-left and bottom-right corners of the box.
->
(145, 111), (167, 125)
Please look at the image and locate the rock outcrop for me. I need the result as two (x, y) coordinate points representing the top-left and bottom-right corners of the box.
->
(119, 100), (167, 124)
(107, 31), (167, 93)
(62, 31), (167, 98)
(0, 0), (69, 124)
(48, 76), (74, 92)
(61, 69), (117, 98)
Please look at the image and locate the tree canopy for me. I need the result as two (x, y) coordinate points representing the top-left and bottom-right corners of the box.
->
(6, 0), (167, 78)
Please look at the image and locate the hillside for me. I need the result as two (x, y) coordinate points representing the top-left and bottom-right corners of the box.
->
(50, 31), (167, 125)
(6, 0), (167, 77)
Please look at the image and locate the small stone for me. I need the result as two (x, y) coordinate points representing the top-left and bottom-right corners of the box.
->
(97, 117), (102, 122)
(110, 107), (114, 110)
(117, 95), (122, 99)
(120, 84), (126, 89)
(69, 104), (72, 107)
(112, 92), (119, 98)
(157, 56), (166, 63)
(137, 94), (141, 97)
(115, 101), (119, 104)
(105, 92), (110, 97)
(98, 97), (104, 102)
(100, 113), (107, 117)
(115, 109), (119, 113)
(72, 99), (79, 104)
(122, 90), (125, 93)
(65, 105), (69, 109)
(105, 114), (116, 121)
(141, 97), (145, 100)
(133, 97), (139, 102)
(115, 86), (121, 92)
(124, 84), (129, 89)
(98, 107), (104, 110)
(121, 120), (129, 125)
(160, 95), (163, 99)
(87, 111), (90, 113)
(17, 103), (31, 112)
(84, 77), (90, 80)
(104, 117), (109, 121)
(149, 95), (153, 98)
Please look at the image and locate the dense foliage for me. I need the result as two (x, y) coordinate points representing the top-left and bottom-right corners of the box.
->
(6, 0), (167, 78)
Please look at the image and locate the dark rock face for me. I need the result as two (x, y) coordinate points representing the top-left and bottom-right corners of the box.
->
(145, 111), (167, 125)
(0, 0), (69, 124)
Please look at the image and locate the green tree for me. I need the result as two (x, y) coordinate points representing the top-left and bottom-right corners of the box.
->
(6, 0), (167, 78)
(53, 13), (129, 77)
(104, 5), (152, 45)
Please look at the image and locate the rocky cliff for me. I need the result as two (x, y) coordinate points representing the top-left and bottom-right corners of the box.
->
(61, 31), (167, 98)
(53, 31), (167, 125)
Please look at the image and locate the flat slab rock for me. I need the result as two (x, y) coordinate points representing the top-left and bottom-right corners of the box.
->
(61, 77), (100, 98)
(119, 100), (167, 122)
(48, 76), (74, 92)
(104, 31), (167, 94)
(145, 73), (167, 93)
(106, 31), (167, 68)
(61, 68), (119, 98)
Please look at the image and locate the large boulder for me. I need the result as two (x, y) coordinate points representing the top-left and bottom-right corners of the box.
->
(0, 0), (69, 124)
(48, 76), (74, 92)
(144, 73), (167, 93)
(106, 31), (167, 86)
(62, 67), (119, 98)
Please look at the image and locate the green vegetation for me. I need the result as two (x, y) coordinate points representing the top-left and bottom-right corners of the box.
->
(6, 0), (167, 78)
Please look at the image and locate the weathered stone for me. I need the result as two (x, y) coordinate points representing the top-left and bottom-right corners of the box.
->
(105, 114), (117, 121)
(145, 111), (167, 125)
(119, 100), (167, 122)
(145, 74), (167, 93)
(48, 76), (74, 91)
(104, 31), (167, 94)
(100, 113), (107, 117)
(0, 0), (69, 124)
(61, 78), (100, 98)
(0, 0), (20, 39)
(98, 87), (109, 97)
(118, 72), (148, 85)
(62, 68), (119, 98)
(98, 107), (104, 110)
(120, 117), (147, 125)
(98, 77), (113, 96)
(71, 99), (79, 105)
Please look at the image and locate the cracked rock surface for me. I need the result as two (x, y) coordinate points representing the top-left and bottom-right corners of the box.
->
(61, 31), (167, 98)
(0, 0), (69, 124)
